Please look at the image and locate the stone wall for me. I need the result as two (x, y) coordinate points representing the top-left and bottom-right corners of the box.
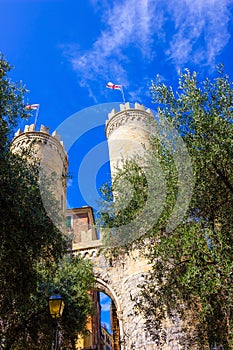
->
(105, 102), (156, 176)
(11, 124), (68, 212)
(73, 242), (198, 350)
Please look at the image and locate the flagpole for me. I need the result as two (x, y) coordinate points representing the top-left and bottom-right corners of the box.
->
(34, 105), (40, 129)
(121, 86), (126, 104)
(106, 82), (126, 103)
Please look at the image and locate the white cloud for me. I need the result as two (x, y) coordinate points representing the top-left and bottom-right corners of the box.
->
(62, 0), (233, 98)
(63, 0), (157, 87)
(166, 0), (232, 68)
(99, 292), (109, 302)
(100, 292), (111, 311)
(128, 84), (151, 103)
(101, 299), (111, 312)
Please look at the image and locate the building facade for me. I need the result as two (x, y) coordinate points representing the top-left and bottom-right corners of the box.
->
(12, 103), (203, 349)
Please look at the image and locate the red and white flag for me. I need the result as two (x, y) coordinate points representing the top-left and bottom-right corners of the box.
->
(25, 104), (40, 110)
(106, 82), (121, 90)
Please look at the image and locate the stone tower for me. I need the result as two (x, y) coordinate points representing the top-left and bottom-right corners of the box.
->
(105, 102), (155, 176)
(8, 107), (201, 349)
(11, 124), (68, 213)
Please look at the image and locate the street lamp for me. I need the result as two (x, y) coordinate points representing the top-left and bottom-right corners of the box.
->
(49, 291), (65, 350)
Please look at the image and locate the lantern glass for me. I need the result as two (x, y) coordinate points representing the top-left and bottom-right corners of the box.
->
(49, 294), (65, 318)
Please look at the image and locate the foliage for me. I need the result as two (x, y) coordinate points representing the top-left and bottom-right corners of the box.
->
(0, 55), (95, 349)
(7, 255), (95, 350)
(50, 255), (95, 348)
(98, 160), (149, 249)
(143, 66), (233, 349)
(0, 53), (28, 149)
(98, 66), (233, 348)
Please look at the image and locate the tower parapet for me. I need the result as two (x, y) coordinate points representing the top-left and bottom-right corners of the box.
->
(105, 102), (156, 176)
(106, 102), (154, 138)
(11, 124), (68, 213)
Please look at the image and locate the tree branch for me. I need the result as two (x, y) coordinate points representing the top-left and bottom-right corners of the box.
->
(213, 163), (233, 194)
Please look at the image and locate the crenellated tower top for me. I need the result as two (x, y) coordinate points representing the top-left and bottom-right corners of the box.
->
(12, 124), (68, 168)
(11, 124), (68, 212)
(105, 102), (156, 176)
(105, 102), (154, 139)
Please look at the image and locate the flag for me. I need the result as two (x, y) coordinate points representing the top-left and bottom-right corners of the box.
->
(25, 104), (39, 110)
(106, 82), (121, 90)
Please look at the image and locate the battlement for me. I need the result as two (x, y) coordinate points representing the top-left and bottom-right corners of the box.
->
(107, 102), (152, 120)
(12, 124), (68, 168)
(11, 124), (68, 213)
(13, 124), (66, 150)
(12, 124), (68, 178)
(105, 102), (155, 139)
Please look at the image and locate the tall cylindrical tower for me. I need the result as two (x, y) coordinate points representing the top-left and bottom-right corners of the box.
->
(11, 124), (68, 213)
(105, 102), (155, 177)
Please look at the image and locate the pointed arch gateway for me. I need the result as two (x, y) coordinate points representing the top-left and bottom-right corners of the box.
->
(94, 277), (123, 350)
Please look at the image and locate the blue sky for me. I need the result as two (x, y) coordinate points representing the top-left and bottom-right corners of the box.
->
(1, 0), (233, 212)
(1, 0), (233, 332)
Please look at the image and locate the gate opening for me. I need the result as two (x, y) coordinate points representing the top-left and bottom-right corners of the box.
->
(99, 292), (120, 350)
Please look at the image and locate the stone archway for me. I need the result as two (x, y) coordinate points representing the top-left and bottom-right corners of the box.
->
(94, 278), (123, 350)
(72, 241), (157, 350)
(69, 206), (188, 350)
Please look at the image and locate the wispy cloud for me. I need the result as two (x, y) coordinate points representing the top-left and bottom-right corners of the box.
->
(99, 292), (109, 302)
(101, 299), (111, 312)
(63, 0), (157, 89)
(62, 0), (232, 99)
(100, 292), (111, 311)
(166, 0), (232, 68)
